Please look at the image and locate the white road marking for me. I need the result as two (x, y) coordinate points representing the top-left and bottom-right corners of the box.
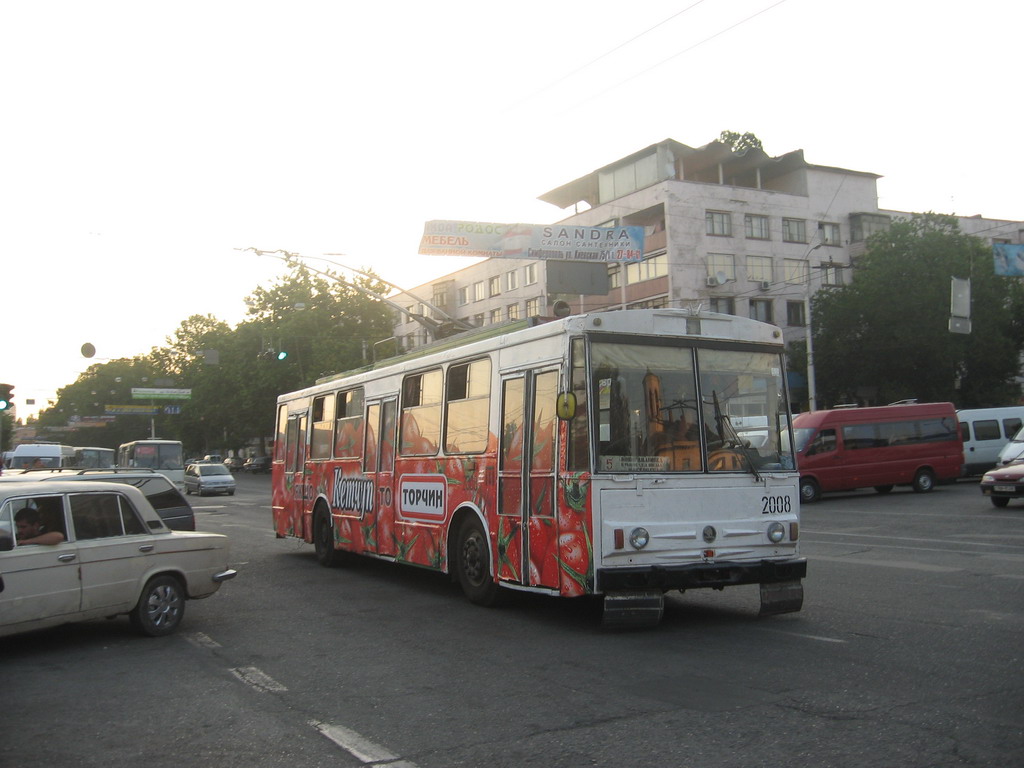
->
(757, 627), (846, 643)
(184, 632), (221, 649)
(811, 555), (960, 573)
(230, 667), (288, 693)
(309, 721), (419, 767)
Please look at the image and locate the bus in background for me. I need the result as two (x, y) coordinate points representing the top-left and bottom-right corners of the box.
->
(957, 407), (1024, 475)
(793, 402), (962, 503)
(73, 446), (116, 468)
(7, 442), (76, 470)
(117, 439), (185, 489)
(272, 308), (805, 627)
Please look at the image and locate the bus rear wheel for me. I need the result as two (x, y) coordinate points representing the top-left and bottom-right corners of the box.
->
(456, 516), (499, 606)
(912, 469), (935, 493)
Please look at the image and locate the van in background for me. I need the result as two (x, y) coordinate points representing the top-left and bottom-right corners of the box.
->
(7, 443), (76, 470)
(793, 402), (963, 503)
(997, 425), (1024, 466)
(957, 407), (1024, 475)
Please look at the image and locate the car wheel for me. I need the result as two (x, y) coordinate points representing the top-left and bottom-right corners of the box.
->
(130, 574), (185, 637)
(799, 477), (821, 504)
(874, 485), (894, 494)
(991, 497), (1010, 508)
(912, 469), (935, 493)
(314, 509), (344, 567)
(228, 490), (235, 496)
(185, 486), (192, 495)
(456, 516), (499, 606)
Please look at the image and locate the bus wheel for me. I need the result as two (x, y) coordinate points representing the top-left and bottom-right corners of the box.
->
(799, 478), (821, 504)
(314, 510), (343, 568)
(912, 469), (935, 493)
(456, 516), (499, 606)
(991, 497), (1010, 508)
(874, 485), (894, 494)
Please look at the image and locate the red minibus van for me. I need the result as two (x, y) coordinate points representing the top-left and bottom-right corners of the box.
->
(792, 402), (963, 503)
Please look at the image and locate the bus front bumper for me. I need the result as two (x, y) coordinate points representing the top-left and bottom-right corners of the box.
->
(598, 557), (807, 592)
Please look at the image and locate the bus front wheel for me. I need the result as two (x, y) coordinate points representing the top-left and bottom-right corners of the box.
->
(456, 516), (499, 606)
(912, 469), (935, 493)
(799, 478), (821, 504)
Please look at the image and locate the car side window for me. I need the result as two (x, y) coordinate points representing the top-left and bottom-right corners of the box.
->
(807, 429), (837, 456)
(1, 495), (68, 547)
(0, 502), (14, 551)
(70, 493), (147, 539)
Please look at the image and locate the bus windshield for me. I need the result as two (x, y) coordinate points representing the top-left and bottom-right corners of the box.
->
(590, 340), (793, 473)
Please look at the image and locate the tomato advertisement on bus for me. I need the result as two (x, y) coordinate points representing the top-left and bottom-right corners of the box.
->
(792, 402), (963, 503)
(271, 308), (806, 627)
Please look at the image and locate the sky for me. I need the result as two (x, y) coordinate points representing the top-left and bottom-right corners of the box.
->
(2, 0), (1020, 420)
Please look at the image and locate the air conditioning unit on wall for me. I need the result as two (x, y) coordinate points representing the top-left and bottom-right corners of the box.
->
(706, 276), (719, 287)
(759, 281), (771, 291)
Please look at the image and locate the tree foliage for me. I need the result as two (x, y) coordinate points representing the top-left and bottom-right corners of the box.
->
(719, 130), (763, 152)
(812, 214), (1024, 407)
(34, 262), (396, 455)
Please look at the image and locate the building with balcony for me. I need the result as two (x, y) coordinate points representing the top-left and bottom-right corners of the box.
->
(393, 137), (1022, 352)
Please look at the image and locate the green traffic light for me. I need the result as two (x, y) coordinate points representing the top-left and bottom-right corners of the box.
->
(277, 351), (288, 361)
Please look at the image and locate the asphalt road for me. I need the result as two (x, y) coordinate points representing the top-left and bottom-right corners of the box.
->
(3, 474), (1022, 767)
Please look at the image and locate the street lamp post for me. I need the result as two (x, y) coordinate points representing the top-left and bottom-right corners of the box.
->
(803, 243), (823, 411)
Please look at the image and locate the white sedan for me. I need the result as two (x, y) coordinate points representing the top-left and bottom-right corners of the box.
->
(0, 480), (236, 638)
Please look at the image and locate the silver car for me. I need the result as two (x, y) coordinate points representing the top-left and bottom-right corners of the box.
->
(184, 463), (236, 496)
(0, 480), (236, 637)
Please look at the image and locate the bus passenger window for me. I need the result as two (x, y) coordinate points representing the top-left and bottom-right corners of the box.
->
(400, 370), (441, 455)
(444, 359), (490, 454)
(334, 389), (364, 459)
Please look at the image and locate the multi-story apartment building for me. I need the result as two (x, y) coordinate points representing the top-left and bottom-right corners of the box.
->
(393, 137), (1022, 351)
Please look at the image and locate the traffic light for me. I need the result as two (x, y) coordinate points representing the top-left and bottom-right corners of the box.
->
(0, 383), (13, 411)
(276, 350), (288, 361)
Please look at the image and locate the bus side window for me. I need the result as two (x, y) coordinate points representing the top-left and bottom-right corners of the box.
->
(807, 429), (836, 456)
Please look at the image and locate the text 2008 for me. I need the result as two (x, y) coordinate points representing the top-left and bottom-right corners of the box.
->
(761, 496), (792, 514)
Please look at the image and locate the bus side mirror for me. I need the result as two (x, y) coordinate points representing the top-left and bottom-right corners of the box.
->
(556, 392), (577, 421)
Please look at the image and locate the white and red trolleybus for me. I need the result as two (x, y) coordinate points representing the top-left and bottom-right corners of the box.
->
(272, 308), (805, 626)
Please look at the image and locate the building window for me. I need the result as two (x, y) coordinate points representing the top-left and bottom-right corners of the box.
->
(706, 253), (735, 282)
(745, 214), (769, 240)
(524, 263), (537, 285)
(821, 264), (846, 286)
(706, 211), (732, 237)
(782, 218), (807, 243)
(525, 297), (541, 317)
(787, 301), (806, 327)
(473, 281), (485, 301)
(625, 253), (667, 284)
(608, 264), (621, 290)
(709, 297), (735, 315)
(457, 286), (469, 306)
(473, 313), (484, 327)
(488, 276), (501, 297)
(819, 222), (841, 246)
(505, 270), (519, 291)
(746, 255), (772, 283)
(507, 303), (521, 321)
(597, 152), (660, 204)
(784, 259), (809, 285)
(626, 296), (668, 309)
(749, 299), (773, 323)
(489, 308), (502, 324)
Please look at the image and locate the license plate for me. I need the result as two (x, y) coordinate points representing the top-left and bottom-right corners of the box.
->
(994, 485), (1017, 493)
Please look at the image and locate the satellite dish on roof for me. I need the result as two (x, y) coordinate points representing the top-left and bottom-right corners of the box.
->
(715, 271), (728, 286)
(81, 343), (96, 358)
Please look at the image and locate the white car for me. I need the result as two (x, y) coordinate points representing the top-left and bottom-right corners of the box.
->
(0, 480), (236, 638)
(184, 463), (236, 496)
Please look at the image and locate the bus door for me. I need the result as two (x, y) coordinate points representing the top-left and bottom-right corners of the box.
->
(498, 369), (559, 588)
(284, 413), (307, 539)
(364, 399), (397, 557)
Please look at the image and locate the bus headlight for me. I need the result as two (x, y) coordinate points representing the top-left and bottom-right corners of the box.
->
(629, 527), (650, 550)
(767, 522), (786, 543)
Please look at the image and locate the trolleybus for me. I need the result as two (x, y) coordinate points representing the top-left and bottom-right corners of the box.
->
(272, 308), (805, 626)
(117, 439), (185, 489)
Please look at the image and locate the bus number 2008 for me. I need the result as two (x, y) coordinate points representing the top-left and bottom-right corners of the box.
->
(761, 496), (792, 514)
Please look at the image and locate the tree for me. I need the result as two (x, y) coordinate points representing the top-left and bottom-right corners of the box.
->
(719, 130), (763, 152)
(812, 214), (1024, 407)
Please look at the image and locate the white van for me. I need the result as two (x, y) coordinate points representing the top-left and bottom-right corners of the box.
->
(7, 443), (77, 470)
(997, 425), (1024, 466)
(957, 407), (1024, 475)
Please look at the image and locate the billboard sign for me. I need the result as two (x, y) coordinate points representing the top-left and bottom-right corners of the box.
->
(131, 387), (192, 400)
(994, 244), (1024, 277)
(419, 220), (645, 262)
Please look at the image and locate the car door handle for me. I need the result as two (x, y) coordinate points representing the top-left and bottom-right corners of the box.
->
(138, 544), (155, 553)
(58, 553), (77, 562)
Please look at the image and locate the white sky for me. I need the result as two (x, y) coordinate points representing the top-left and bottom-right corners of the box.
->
(2, 0), (1020, 419)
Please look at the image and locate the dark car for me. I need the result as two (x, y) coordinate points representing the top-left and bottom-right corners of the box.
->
(0, 467), (196, 530)
(243, 456), (271, 474)
(980, 460), (1024, 507)
(223, 457), (245, 472)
